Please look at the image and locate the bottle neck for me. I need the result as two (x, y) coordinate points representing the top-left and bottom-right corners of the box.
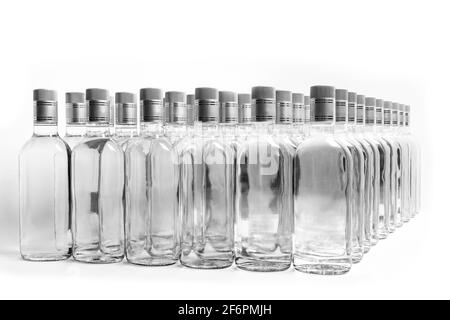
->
(86, 123), (112, 137)
(33, 124), (58, 137)
(141, 122), (164, 136)
(115, 124), (138, 137)
(65, 124), (86, 137)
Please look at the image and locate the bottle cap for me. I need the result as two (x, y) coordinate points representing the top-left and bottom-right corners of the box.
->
(310, 85), (335, 123)
(34, 89), (58, 124)
(252, 86), (276, 122)
(375, 99), (384, 125)
(335, 89), (348, 123)
(166, 91), (187, 123)
(356, 94), (365, 124)
(195, 87), (219, 122)
(276, 90), (292, 124)
(238, 93), (251, 105)
(219, 91), (238, 123)
(365, 97), (376, 125)
(292, 93), (305, 124)
(140, 88), (163, 122)
(66, 92), (86, 124)
(238, 93), (252, 123)
(115, 92), (137, 125)
(86, 88), (110, 123)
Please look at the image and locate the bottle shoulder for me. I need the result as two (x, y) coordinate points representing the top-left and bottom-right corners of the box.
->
(20, 135), (69, 157)
(72, 136), (123, 156)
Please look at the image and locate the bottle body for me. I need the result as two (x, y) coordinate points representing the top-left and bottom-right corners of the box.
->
(293, 125), (353, 275)
(180, 124), (235, 269)
(235, 123), (293, 272)
(71, 126), (125, 263)
(125, 123), (182, 265)
(19, 127), (72, 261)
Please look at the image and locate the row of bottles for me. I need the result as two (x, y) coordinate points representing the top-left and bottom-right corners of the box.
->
(19, 86), (420, 274)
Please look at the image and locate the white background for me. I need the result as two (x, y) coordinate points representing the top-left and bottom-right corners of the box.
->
(0, 0), (448, 299)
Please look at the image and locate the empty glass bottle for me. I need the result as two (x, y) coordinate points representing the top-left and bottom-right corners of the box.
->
(294, 85), (353, 275)
(71, 88), (125, 263)
(235, 86), (293, 272)
(355, 95), (380, 247)
(398, 104), (411, 223)
(64, 92), (87, 150)
(334, 89), (365, 263)
(114, 92), (138, 148)
(125, 88), (182, 266)
(390, 102), (404, 228)
(19, 89), (72, 261)
(180, 87), (235, 269)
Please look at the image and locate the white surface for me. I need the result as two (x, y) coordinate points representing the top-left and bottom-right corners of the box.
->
(0, 0), (448, 299)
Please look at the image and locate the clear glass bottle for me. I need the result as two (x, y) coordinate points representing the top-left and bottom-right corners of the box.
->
(334, 89), (365, 263)
(405, 105), (421, 217)
(372, 98), (391, 239)
(235, 86), (293, 272)
(390, 103), (404, 228)
(180, 87), (235, 269)
(398, 104), (412, 223)
(364, 97), (390, 241)
(64, 92), (86, 150)
(304, 95), (311, 137)
(293, 85), (353, 275)
(125, 88), (182, 266)
(380, 101), (400, 233)
(355, 95), (380, 247)
(114, 92), (138, 149)
(71, 88), (125, 263)
(19, 89), (72, 261)
(291, 93), (306, 146)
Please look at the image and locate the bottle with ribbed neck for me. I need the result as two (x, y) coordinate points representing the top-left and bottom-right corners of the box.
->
(71, 88), (125, 263)
(333, 89), (365, 263)
(64, 92), (86, 150)
(114, 91), (138, 148)
(124, 88), (181, 266)
(293, 85), (353, 275)
(180, 87), (235, 269)
(354, 95), (380, 247)
(20, 89), (71, 261)
(235, 86), (293, 272)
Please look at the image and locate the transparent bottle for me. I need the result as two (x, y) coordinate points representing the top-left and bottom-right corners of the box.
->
(334, 89), (365, 263)
(114, 92), (138, 149)
(291, 93), (306, 146)
(64, 92), (87, 150)
(380, 101), (400, 233)
(19, 89), (71, 261)
(390, 103), (404, 228)
(304, 95), (311, 137)
(293, 85), (353, 275)
(373, 98), (391, 239)
(125, 88), (182, 266)
(355, 95), (380, 247)
(180, 87), (235, 269)
(398, 104), (411, 223)
(404, 105), (421, 217)
(364, 97), (390, 241)
(71, 88), (125, 263)
(235, 86), (292, 272)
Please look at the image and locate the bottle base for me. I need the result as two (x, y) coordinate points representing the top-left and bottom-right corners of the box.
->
(73, 248), (123, 264)
(235, 257), (291, 272)
(127, 256), (178, 267)
(180, 258), (233, 270)
(21, 253), (71, 262)
(351, 252), (364, 264)
(294, 263), (351, 276)
(378, 230), (389, 240)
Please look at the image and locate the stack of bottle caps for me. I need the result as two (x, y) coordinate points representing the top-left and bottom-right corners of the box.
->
(19, 85), (421, 275)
